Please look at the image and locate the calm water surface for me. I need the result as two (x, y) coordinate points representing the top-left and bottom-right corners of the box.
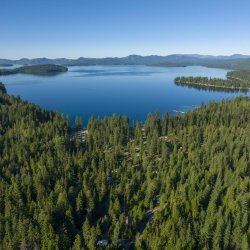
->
(1, 65), (249, 124)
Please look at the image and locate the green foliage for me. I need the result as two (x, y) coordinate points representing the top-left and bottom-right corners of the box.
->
(75, 116), (83, 131)
(0, 84), (249, 249)
(175, 71), (250, 91)
(0, 82), (6, 93)
(0, 64), (68, 76)
(228, 69), (250, 83)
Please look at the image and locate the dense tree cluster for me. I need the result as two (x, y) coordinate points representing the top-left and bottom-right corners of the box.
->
(227, 70), (250, 83)
(0, 83), (249, 249)
(0, 64), (68, 76)
(175, 70), (250, 90)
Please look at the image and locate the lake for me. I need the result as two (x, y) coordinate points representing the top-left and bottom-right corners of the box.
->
(1, 65), (249, 124)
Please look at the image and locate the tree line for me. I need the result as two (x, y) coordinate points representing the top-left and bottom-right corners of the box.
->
(175, 70), (250, 91)
(0, 64), (68, 76)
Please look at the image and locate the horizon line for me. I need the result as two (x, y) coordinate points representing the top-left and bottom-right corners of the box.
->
(1, 53), (250, 61)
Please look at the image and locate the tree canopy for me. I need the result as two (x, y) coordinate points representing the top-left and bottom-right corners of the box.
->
(0, 64), (68, 76)
(175, 70), (250, 91)
(0, 84), (249, 249)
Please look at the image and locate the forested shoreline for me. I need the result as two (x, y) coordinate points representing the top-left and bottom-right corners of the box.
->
(174, 70), (250, 91)
(0, 82), (249, 249)
(0, 64), (68, 76)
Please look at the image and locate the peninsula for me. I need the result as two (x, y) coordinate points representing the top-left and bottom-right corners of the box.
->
(174, 70), (250, 91)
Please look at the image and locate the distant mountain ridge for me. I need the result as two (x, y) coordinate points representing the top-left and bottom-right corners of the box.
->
(1, 54), (250, 70)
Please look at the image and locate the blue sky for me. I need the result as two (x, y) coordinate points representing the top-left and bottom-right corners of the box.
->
(1, 0), (250, 59)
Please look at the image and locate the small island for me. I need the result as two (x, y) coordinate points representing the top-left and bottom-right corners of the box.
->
(0, 63), (13, 67)
(174, 70), (250, 91)
(0, 64), (68, 76)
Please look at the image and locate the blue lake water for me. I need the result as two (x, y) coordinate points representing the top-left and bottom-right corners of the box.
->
(1, 65), (249, 124)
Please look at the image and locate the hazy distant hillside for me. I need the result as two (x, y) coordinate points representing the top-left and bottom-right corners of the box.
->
(151, 55), (250, 70)
(1, 54), (250, 69)
(203, 58), (250, 70)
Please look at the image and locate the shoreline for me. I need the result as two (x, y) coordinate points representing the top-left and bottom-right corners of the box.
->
(175, 81), (249, 91)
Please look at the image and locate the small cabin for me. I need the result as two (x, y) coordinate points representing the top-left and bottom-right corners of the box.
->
(97, 239), (108, 247)
(156, 195), (160, 204)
